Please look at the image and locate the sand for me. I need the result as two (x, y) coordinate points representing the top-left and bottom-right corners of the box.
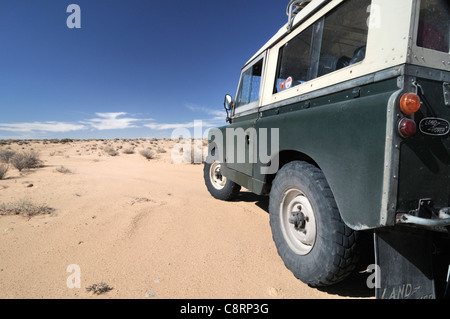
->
(0, 139), (372, 299)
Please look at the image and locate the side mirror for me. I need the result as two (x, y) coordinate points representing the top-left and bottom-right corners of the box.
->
(224, 94), (233, 111)
(224, 94), (233, 123)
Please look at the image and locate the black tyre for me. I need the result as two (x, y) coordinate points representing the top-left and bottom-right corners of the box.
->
(269, 161), (359, 287)
(204, 159), (241, 201)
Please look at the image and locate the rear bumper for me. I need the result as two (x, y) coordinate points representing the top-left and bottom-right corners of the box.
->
(396, 208), (450, 228)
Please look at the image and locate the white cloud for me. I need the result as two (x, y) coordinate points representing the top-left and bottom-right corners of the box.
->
(185, 104), (226, 119)
(144, 119), (222, 131)
(144, 122), (196, 130)
(0, 106), (227, 137)
(0, 121), (87, 133)
(142, 104), (227, 133)
(81, 112), (142, 130)
(0, 112), (149, 135)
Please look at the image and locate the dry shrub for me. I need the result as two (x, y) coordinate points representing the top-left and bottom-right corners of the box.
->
(86, 282), (113, 295)
(0, 150), (16, 163)
(55, 165), (73, 174)
(0, 199), (55, 218)
(140, 148), (156, 160)
(104, 146), (119, 156)
(10, 150), (42, 171)
(122, 147), (135, 154)
(0, 164), (8, 180)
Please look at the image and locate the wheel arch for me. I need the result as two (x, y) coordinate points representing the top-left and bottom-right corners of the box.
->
(263, 149), (321, 193)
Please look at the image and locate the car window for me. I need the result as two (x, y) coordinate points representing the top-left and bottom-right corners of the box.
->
(274, 0), (370, 94)
(318, 0), (370, 76)
(275, 26), (313, 93)
(417, 0), (450, 53)
(236, 58), (264, 108)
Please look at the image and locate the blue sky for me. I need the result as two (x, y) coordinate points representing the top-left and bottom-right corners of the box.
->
(0, 0), (287, 139)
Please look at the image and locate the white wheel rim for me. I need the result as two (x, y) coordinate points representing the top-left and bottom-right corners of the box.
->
(279, 187), (316, 255)
(209, 161), (227, 190)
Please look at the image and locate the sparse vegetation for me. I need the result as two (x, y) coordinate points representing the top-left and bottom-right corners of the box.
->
(43, 138), (74, 144)
(86, 282), (113, 295)
(0, 150), (16, 163)
(140, 148), (156, 160)
(0, 199), (55, 218)
(104, 146), (119, 156)
(10, 150), (42, 172)
(55, 165), (73, 174)
(0, 164), (8, 180)
(122, 147), (135, 154)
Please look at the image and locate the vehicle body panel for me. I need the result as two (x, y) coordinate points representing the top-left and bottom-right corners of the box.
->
(211, 0), (450, 231)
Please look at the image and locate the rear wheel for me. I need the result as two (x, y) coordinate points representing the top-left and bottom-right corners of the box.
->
(269, 161), (359, 287)
(204, 159), (241, 201)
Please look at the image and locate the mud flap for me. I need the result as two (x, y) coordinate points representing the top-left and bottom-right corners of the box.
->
(374, 228), (436, 299)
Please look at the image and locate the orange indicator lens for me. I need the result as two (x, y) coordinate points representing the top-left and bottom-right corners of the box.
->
(400, 93), (421, 115)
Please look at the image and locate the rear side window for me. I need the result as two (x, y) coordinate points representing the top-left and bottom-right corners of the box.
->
(417, 0), (450, 53)
(274, 0), (370, 94)
(318, 0), (370, 76)
(275, 26), (313, 93)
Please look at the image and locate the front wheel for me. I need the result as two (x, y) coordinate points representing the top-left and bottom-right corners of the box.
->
(204, 159), (241, 201)
(269, 161), (359, 287)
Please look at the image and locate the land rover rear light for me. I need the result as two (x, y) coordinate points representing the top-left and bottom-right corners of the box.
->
(400, 93), (421, 115)
(398, 118), (417, 138)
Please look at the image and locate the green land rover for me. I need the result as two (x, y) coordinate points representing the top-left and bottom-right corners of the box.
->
(204, 0), (450, 299)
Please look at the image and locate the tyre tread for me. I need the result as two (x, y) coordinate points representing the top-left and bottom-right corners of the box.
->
(270, 161), (359, 287)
